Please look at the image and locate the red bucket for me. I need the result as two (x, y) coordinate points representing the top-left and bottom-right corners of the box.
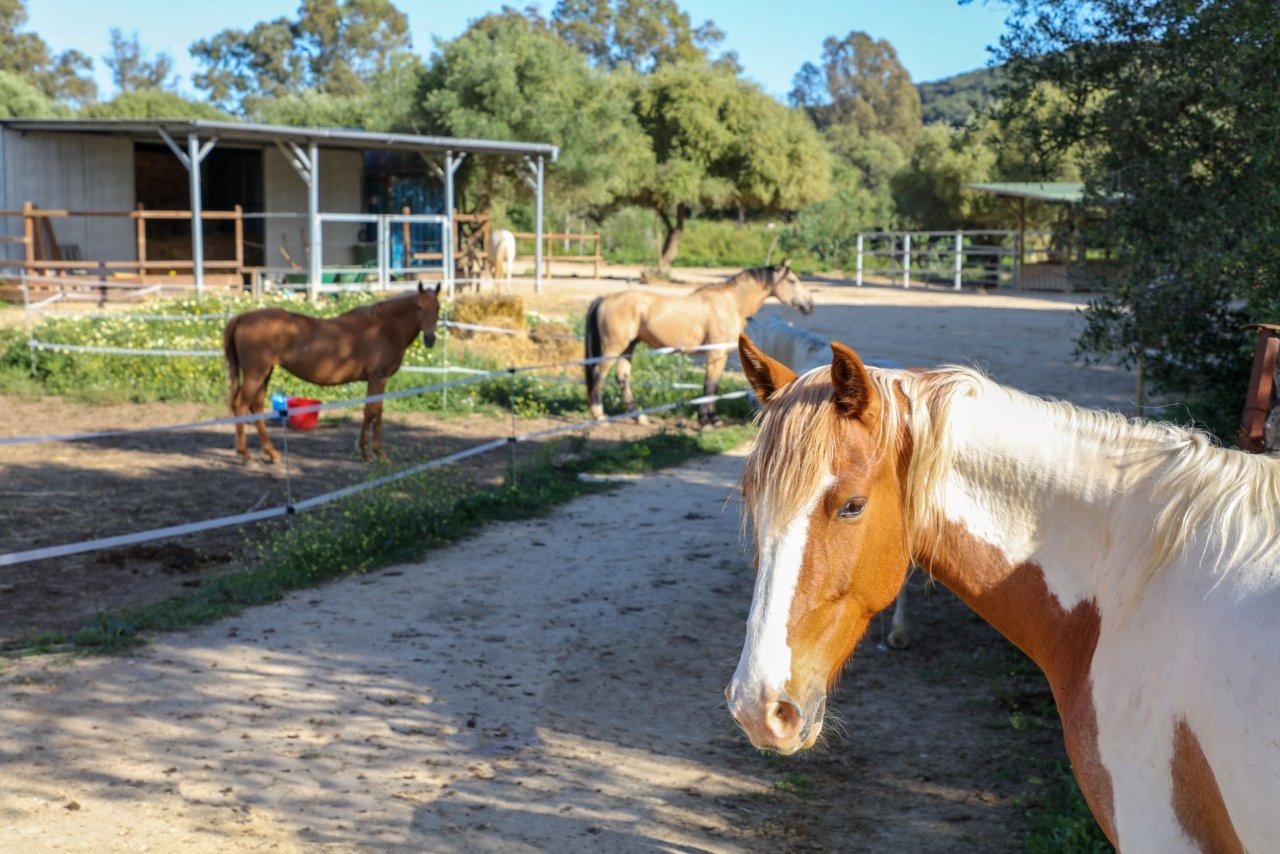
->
(285, 397), (321, 430)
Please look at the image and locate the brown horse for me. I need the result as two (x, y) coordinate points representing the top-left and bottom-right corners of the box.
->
(222, 284), (441, 463)
(584, 261), (814, 426)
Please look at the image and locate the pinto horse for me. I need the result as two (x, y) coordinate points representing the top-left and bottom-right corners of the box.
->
(727, 335), (1280, 851)
(584, 261), (814, 426)
(222, 284), (440, 463)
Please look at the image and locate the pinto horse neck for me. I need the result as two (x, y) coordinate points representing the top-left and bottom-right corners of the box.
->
(733, 342), (1280, 851)
(895, 367), (1280, 850)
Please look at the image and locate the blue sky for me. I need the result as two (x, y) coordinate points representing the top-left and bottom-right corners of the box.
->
(27, 0), (1010, 101)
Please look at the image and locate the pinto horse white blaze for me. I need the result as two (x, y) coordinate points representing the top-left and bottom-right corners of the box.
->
(729, 334), (1280, 851)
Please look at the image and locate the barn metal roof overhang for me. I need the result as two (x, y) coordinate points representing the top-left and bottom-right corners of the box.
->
(0, 118), (559, 161)
(963, 182), (1086, 204)
(0, 118), (556, 296)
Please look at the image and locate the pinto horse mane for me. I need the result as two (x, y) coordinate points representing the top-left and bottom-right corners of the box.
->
(743, 363), (1280, 590)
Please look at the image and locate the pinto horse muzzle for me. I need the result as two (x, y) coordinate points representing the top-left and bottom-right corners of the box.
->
(726, 682), (826, 754)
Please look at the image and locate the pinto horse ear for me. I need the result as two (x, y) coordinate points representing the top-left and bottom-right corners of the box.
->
(739, 334), (797, 405)
(830, 341), (876, 419)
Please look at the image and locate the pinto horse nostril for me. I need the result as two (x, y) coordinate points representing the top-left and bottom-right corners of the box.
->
(766, 699), (803, 740)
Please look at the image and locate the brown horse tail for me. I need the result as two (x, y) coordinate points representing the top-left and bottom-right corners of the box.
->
(584, 296), (604, 393)
(222, 315), (242, 410)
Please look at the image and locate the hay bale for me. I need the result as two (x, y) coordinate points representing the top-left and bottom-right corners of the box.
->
(450, 293), (526, 333)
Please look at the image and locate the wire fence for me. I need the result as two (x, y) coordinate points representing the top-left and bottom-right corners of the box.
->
(2, 292), (746, 567)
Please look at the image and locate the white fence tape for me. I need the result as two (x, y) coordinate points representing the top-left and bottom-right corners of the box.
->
(0, 372), (495, 446)
(0, 389), (747, 567)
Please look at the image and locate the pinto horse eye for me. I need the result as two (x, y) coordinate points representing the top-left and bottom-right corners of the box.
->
(838, 497), (867, 519)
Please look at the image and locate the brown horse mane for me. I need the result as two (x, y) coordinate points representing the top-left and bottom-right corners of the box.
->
(693, 265), (775, 294)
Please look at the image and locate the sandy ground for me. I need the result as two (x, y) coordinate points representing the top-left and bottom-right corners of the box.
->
(0, 271), (1136, 852)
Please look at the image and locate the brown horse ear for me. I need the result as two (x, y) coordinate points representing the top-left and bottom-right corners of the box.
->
(830, 341), (876, 419)
(740, 334), (797, 405)
(432, 283), (441, 294)
(418, 281), (424, 294)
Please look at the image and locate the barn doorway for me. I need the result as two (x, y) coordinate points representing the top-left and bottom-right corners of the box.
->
(134, 144), (265, 267)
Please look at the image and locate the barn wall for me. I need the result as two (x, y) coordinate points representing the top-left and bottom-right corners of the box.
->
(1, 129), (135, 266)
(263, 146), (364, 269)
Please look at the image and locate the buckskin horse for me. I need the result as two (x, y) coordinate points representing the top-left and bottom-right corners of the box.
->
(726, 334), (1280, 850)
(584, 261), (814, 426)
(222, 284), (441, 463)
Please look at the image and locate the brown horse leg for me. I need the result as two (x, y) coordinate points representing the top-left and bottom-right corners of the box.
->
(698, 350), (728, 427)
(245, 369), (282, 463)
(359, 376), (389, 462)
(231, 381), (252, 464)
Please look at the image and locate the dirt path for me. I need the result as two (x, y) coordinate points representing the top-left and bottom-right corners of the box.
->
(1, 449), (1060, 853)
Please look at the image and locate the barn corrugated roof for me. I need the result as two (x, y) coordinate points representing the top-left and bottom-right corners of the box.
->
(0, 118), (558, 161)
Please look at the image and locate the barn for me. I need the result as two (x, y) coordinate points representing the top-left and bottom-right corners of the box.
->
(0, 118), (558, 298)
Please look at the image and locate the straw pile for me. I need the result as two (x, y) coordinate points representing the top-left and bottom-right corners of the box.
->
(448, 293), (580, 368)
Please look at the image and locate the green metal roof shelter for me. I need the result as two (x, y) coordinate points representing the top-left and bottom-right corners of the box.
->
(963, 182), (1087, 204)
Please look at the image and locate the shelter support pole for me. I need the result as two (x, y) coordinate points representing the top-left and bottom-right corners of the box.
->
(855, 233), (863, 286)
(443, 151), (465, 299)
(535, 156), (545, 294)
(158, 129), (217, 297)
(308, 143), (321, 302)
(522, 156), (546, 294)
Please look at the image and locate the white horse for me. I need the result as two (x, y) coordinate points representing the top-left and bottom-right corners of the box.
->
(743, 313), (915, 649)
(730, 337), (1280, 849)
(488, 229), (516, 293)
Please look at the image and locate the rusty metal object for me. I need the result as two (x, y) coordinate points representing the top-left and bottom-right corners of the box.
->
(1237, 323), (1280, 452)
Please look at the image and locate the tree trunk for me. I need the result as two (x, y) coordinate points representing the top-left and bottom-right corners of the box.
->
(657, 204), (687, 273)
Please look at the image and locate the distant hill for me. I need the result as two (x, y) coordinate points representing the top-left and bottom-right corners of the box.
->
(917, 65), (1005, 127)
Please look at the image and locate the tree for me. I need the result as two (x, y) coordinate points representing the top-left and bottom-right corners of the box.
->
(81, 90), (228, 120)
(623, 61), (829, 270)
(255, 54), (423, 131)
(996, 0), (1280, 434)
(191, 0), (411, 113)
(790, 31), (922, 151)
(890, 124), (1000, 230)
(0, 0), (95, 106)
(419, 12), (648, 214)
(550, 0), (731, 72)
(0, 69), (68, 118)
(104, 28), (176, 93)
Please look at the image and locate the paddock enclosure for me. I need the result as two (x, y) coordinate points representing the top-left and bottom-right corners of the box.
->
(0, 272), (1139, 850)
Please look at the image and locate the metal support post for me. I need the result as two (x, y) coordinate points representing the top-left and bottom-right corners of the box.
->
(534, 155), (545, 295)
(855, 233), (863, 286)
(307, 142), (321, 302)
(443, 151), (465, 300)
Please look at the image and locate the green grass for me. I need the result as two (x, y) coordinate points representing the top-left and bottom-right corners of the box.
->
(3, 424), (754, 656)
(0, 293), (747, 419)
(1023, 760), (1114, 853)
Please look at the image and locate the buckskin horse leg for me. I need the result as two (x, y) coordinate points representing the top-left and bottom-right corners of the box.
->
(699, 350), (728, 427)
(615, 344), (648, 425)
